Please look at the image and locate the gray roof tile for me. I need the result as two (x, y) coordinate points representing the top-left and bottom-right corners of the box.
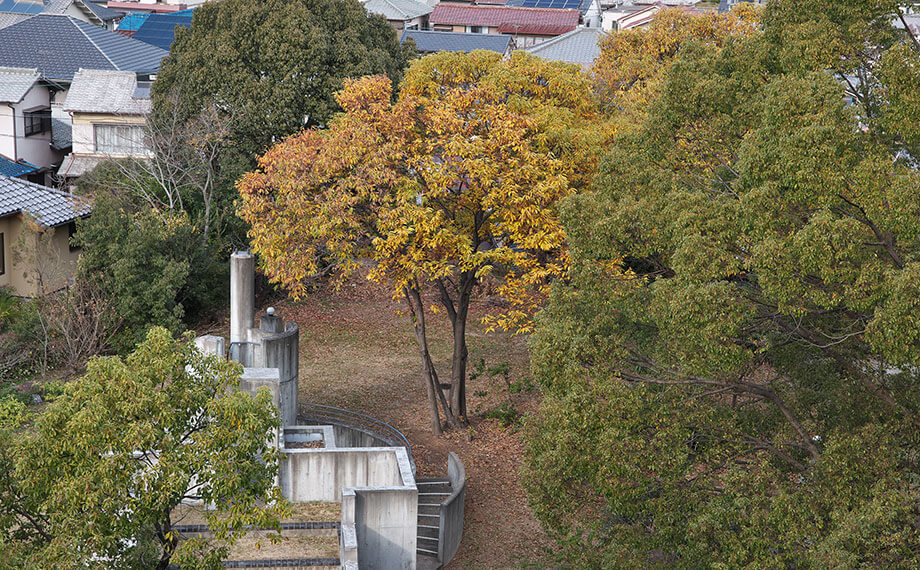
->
(525, 26), (604, 66)
(0, 174), (90, 226)
(364, 0), (432, 21)
(64, 68), (151, 114)
(0, 65), (38, 102)
(0, 14), (167, 81)
(400, 30), (514, 54)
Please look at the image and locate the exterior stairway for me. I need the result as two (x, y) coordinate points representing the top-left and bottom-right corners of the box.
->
(416, 477), (452, 568)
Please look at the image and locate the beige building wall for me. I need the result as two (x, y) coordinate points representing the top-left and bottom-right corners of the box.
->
(0, 215), (81, 297)
(71, 111), (150, 158)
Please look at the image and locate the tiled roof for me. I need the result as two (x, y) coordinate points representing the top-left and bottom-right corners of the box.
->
(0, 14), (167, 81)
(65, 68), (151, 114)
(0, 155), (37, 178)
(51, 116), (71, 150)
(401, 30), (513, 53)
(0, 174), (91, 226)
(525, 26), (603, 65)
(364, 0), (432, 21)
(430, 3), (579, 36)
(0, 65), (38, 103)
(131, 9), (194, 50)
(0, 12), (31, 29)
(79, 0), (122, 21)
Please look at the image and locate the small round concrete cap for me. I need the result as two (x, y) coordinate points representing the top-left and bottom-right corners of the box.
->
(267, 307), (276, 316)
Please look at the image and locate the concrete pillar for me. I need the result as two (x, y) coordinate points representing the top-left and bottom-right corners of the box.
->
(230, 251), (255, 363)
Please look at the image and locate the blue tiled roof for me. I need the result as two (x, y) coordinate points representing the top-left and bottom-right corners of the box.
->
(0, 155), (37, 178)
(400, 30), (513, 54)
(132, 9), (194, 51)
(0, 14), (167, 80)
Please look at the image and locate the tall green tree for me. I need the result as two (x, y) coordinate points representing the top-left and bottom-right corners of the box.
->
(74, 189), (225, 352)
(0, 328), (286, 569)
(152, 0), (411, 186)
(525, 2), (920, 565)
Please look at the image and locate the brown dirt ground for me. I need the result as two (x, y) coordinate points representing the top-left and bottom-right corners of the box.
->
(269, 272), (553, 569)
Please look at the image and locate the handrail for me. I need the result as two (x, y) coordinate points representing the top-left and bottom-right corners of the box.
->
(298, 402), (413, 461)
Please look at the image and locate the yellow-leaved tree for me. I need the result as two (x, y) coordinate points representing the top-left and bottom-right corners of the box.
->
(238, 51), (604, 434)
(593, 5), (761, 119)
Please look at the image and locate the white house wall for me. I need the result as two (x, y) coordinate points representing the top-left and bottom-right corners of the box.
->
(13, 85), (63, 170)
(0, 104), (14, 159)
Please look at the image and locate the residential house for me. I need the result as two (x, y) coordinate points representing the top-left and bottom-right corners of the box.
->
(58, 69), (152, 181)
(401, 29), (516, 55)
(429, 3), (580, 47)
(0, 0), (122, 30)
(0, 14), (167, 183)
(602, 1), (700, 31)
(0, 174), (90, 297)
(525, 25), (604, 66)
(505, 0), (603, 29)
(106, 1), (197, 15)
(363, 0), (432, 31)
(0, 67), (52, 183)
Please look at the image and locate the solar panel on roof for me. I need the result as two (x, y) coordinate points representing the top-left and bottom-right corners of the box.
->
(506, 0), (584, 9)
(0, 0), (44, 14)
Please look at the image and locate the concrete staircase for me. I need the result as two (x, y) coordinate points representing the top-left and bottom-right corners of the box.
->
(416, 477), (452, 568)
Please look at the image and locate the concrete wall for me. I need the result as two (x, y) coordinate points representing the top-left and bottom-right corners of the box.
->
(250, 319), (299, 426)
(439, 451), (466, 565)
(280, 447), (407, 503)
(354, 487), (418, 570)
(337, 447), (418, 570)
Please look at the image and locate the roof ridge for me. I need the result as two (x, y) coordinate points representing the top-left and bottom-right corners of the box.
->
(68, 16), (118, 70)
(381, 0), (410, 19)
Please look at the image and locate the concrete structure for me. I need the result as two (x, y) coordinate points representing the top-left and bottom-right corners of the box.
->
(195, 251), (463, 569)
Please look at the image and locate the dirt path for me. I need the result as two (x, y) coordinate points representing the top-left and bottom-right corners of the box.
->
(276, 276), (551, 568)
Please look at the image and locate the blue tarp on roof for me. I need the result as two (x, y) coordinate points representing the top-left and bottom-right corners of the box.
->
(0, 155), (37, 178)
(132, 8), (194, 51)
(116, 12), (149, 32)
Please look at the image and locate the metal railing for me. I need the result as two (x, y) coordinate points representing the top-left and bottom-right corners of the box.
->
(297, 402), (413, 463)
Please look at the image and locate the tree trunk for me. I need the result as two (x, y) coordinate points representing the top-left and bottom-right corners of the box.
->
(405, 286), (459, 434)
(444, 272), (474, 420)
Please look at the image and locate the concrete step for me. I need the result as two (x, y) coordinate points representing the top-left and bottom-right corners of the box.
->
(417, 524), (439, 539)
(417, 503), (441, 515)
(416, 478), (450, 485)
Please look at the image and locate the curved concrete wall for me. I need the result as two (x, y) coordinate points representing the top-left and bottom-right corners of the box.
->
(439, 452), (466, 565)
(251, 321), (299, 426)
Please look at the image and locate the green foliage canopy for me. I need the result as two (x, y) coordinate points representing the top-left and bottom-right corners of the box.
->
(74, 190), (225, 352)
(525, 1), (920, 566)
(0, 328), (286, 569)
(152, 0), (412, 164)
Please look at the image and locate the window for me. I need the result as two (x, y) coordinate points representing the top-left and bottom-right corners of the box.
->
(24, 108), (51, 137)
(0, 232), (4, 276)
(93, 124), (149, 155)
(469, 26), (483, 33)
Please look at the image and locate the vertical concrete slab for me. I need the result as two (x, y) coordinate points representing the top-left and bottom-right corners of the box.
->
(230, 251), (255, 365)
